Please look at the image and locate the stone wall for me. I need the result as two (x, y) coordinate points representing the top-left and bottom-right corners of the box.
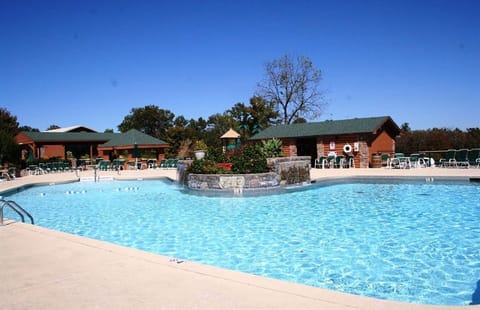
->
(187, 173), (279, 191)
(185, 156), (310, 191)
(267, 156), (311, 185)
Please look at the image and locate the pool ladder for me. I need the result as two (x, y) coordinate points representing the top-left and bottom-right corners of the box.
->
(0, 199), (34, 225)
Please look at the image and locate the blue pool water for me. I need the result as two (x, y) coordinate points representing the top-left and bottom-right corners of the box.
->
(3, 179), (480, 305)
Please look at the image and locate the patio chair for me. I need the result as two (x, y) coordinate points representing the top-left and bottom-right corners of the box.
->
(27, 165), (35, 175)
(159, 159), (168, 169)
(54, 161), (64, 172)
(327, 155), (336, 169)
(98, 160), (111, 171)
(63, 161), (71, 172)
(455, 149), (469, 168)
(345, 155), (355, 168)
(410, 154), (426, 168)
(468, 148), (480, 168)
(46, 162), (55, 173)
(381, 153), (390, 167)
(167, 159), (178, 169)
(112, 159), (125, 171)
(335, 155), (345, 168)
(127, 161), (136, 170)
(440, 149), (456, 167)
(315, 156), (327, 169)
(147, 159), (157, 169)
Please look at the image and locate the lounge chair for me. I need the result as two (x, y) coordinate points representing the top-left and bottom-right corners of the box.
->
(327, 155), (336, 169)
(468, 148), (480, 168)
(112, 159), (125, 170)
(345, 155), (355, 168)
(441, 149), (456, 167)
(1, 167), (16, 181)
(455, 149), (469, 168)
(381, 153), (390, 167)
(315, 156), (327, 169)
(127, 161), (136, 170)
(98, 160), (111, 171)
(167, 159), (178, 169)
(335, 155), (345, 168)
(159, 159), (168, 169)
(410, 154), (426, 168)
(147, 159), (157, 169)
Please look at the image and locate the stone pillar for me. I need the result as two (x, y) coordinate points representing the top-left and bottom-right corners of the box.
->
(358, 141), (369, 168)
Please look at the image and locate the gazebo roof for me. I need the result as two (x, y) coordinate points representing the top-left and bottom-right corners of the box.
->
(220, 128), (240, 139)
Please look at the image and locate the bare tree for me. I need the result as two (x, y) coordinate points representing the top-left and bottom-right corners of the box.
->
(257, 54), (326, 124)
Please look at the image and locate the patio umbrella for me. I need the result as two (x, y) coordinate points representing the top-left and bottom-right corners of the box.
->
(133, 143), (140, 169)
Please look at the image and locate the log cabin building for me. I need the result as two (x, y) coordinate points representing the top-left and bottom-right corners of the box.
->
(250, 116), (401, 168)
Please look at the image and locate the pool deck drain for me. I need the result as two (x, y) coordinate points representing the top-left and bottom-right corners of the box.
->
(1, 168), (480, 309)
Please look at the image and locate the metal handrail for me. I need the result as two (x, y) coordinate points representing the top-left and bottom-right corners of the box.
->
(0, 199), (34, 225)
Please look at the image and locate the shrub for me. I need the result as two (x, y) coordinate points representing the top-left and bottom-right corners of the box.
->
(206, 146), (228, 163)
(261, 138), (284, 158)
(187, 159), (231, 174)
(232, 145), (268, 174)
(193, 140), (208, 151)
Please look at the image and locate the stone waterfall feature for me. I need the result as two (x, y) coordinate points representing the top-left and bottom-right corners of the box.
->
(184, 156), (310, 192)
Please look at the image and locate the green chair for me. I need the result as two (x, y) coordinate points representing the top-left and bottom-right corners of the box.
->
(335, 155), (345, 168)
(468, 148), (480, 168)
(455, 149), (469, 168)
(381, 153), (390, 167)
(167, 159), (178, 169)
(98, 160), (111, 171)
(160, 159), (168, 169)
(345, 155), (355, 168)
(315, 156), (327, 169)
(441, 149), (456, 167)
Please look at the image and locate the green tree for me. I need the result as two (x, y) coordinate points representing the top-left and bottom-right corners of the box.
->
(228, 97), (279, 139)
(205, 113), (238, 148)
(400, 122), (411, 133)
(256, 54), (326, 124)
(104, 128), (114, 133)
(0, 108), (20, 164)
(18, 125), (39, 132)
(466, 128), (480, 147)
(46, 124), (61, 130)
(248, 96), (279, 131)
(118, 105), (175, 141)
(0, 107), (20, 135)
(395, 127), (478, 155)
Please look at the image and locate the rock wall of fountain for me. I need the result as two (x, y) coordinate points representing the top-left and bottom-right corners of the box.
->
(183, 156), (310, 191)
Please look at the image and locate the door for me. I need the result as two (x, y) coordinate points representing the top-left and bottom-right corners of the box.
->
(296, 138), (317, 166)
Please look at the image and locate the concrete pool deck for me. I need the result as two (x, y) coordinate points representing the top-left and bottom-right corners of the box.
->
(1, 167), (480, 309)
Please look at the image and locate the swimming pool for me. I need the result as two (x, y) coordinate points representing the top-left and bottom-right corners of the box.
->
(3, 178), (480, 305)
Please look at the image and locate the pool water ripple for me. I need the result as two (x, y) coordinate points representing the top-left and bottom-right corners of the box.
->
(4, 179), (480, 306)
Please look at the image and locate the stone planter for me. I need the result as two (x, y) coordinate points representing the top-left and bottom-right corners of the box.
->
(194, 150), (205, 160)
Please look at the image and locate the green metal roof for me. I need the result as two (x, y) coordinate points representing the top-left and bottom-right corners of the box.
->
(20, 131), (117, 142)
(19, 129), (168, 147)
(100, 129), (168, 147)
(250, 116), (399, 140)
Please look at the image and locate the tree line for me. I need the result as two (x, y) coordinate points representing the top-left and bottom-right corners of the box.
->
(396, 123), (480, 155)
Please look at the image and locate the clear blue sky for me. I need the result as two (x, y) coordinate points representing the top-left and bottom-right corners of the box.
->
(1, 0), (479, 132)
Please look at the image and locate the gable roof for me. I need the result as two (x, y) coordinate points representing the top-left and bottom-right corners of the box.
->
(250, 116), (400, 140)
(99, 129), (168, 147)
(19, 131), (116, 142)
